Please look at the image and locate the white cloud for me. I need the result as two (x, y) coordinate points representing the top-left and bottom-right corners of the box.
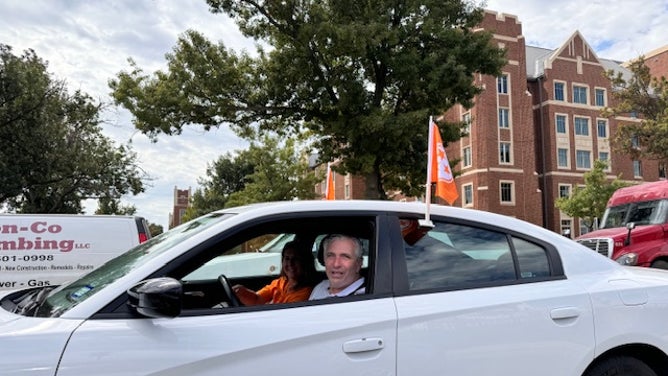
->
(2, 0), (667, 229)
(485, 0), (668, 61)
(0, 0), (252, 229)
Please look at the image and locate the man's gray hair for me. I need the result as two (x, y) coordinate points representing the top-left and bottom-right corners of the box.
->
(322, 234), (364, 259)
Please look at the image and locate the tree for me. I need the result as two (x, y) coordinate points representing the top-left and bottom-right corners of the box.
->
(182, 148), (255, 221)
(148, 222), (164, 237)
(555, 160), (629, 231)
(110, 1), (506, 199)
(95, 196), (137, 215)
(182, 134), (320, 222)
(226, 135), (321, 207)
(605, 57), (668, 161)
(0, 44), (146, 213)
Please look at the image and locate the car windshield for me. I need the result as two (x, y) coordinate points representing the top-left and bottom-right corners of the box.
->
(33, 212), (235, 318)
(600, 199), (668, 229)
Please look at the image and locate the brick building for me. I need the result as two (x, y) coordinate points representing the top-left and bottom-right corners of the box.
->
(446, 10), (661, 236)
(315, 10), (663, 237)
(642, 44), (668, 78)
(169, 186), (191, 229)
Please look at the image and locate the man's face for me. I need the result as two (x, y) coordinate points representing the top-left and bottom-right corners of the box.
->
(324, 237), (362, 293)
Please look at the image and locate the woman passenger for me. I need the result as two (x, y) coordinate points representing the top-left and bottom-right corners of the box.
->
(232, 240), (317, 305)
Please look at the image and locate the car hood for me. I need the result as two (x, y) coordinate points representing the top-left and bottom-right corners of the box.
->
(577, 225), (663, 241)
(0, 308), (20, 325)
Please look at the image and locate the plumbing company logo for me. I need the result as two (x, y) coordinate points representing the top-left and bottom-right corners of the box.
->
(0, 221), (89, 253)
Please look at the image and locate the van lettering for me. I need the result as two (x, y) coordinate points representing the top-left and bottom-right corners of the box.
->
(30, 222), (62, 234)
(28, 279), (50, 287)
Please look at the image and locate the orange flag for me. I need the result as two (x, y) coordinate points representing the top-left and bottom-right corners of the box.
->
(429, 122), (458, 205)
(325, 162), (335, 200)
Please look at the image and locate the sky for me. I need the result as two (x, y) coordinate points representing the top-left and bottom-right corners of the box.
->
(1, 0), (667, 229)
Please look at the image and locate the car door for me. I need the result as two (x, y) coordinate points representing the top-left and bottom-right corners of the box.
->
(56, 213), (397, 376)
(393, 216), (595, 376)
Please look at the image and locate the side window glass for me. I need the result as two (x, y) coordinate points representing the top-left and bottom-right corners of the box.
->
(403, 220), (511, 290)
(172, 216), (376, 311)
(184, 233), (296, 281)
(403, 219), (551, 291)
(511, 237), (550, 278)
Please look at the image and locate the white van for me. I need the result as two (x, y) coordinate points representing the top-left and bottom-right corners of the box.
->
(0, 214), (151, 290)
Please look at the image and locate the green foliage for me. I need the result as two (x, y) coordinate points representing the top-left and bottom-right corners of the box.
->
(555, 160), (629, 230)
(605, 57), (668, 161)
(182, 134), (319, 222)
(110, 1), (506, 198)
(95, 196), (137, 215)
(0, 44), (146, 213)
(226, 135), (321, 207)
(148, 222), (164, 237)
(181, 148), (255, 222)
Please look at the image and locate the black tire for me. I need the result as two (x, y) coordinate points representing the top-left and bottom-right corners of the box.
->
(651, 259), (668, 269)
(585, 356), (656, 376)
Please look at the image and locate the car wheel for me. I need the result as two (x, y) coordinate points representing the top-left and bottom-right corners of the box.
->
(585, 356), (656, 376)
(650, 260), (668, 269)
(218, 274), (241, 307)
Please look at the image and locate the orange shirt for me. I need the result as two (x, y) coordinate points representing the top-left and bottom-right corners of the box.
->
(257, 277), (312, 304)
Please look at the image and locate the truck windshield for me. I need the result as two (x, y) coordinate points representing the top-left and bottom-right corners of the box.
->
(600, 199), (668, 229)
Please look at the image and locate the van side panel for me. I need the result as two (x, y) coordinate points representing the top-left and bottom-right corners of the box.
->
(0, 215), (145, 290)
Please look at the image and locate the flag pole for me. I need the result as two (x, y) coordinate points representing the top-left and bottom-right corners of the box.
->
(420, 116), (435, 228)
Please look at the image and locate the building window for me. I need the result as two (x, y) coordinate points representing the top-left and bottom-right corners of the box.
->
(463, 112), (471, 135)
(561, 219), (572, 238)
(554, 82), (565, 101)
(500, 142), (511, 164)
(557, 148), (569, 167)
(463, 146), (472, 167)
(500, 181), (514, 204)
(598, 152), (609, 169)
(660, 163), (666, 179)
(597, 119), (608, 138)
(633, 160), (642, 177)
(574, 117), (589, 136)
(463, 184), (473, 206)
(559, 184), (571, 198)
(497, 74), (508, 94)
(344, 183), (350, 199)
(631, 135), (640, 148)
(556, 114), (567, 134)
(595, 88), (606, 106)
(498, 108), (510, 128)
(576, 150), (591, 169)
(573, 85), (588, 104)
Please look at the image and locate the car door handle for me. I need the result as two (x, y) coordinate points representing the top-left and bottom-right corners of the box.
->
(550, 307), (580, 320)
(342, 338), (384, 353)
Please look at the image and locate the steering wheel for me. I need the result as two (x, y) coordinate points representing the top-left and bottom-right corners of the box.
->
(218, 274), (241, 307)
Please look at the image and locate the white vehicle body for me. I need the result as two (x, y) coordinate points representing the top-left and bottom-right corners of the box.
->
(1, 201), (667, 376)
(0, 214), (150, 290)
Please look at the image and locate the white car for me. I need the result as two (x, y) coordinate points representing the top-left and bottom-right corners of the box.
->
(2, 200), (668, 376)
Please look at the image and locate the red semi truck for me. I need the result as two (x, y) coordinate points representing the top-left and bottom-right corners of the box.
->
(576, 180), (668, 269)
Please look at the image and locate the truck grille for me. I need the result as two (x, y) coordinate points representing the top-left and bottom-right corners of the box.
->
(576, 238), (612, 258)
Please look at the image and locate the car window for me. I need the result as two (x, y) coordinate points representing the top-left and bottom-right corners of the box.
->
(171, 215), (376, 311)
(183, 233), (297, 280)
(402, 218), (551, 291)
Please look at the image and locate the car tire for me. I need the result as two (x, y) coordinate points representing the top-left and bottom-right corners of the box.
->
(650, 260), (668, 269)
(585, 356), (656, 376)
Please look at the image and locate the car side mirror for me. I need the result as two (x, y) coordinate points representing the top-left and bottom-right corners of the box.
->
(127, 277), (182, 318)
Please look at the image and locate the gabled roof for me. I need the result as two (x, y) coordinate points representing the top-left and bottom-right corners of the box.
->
(525, 31), (632, 81)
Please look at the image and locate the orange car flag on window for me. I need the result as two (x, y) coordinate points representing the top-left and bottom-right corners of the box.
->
(428, 121), (458, 205)
(325, 162), (335, 200)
